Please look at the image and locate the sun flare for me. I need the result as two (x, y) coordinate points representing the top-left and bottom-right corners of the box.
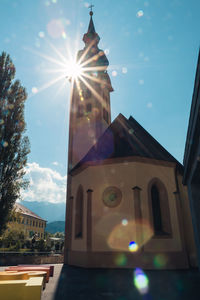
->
(28, 35), (118, 98)
(65, 60), (83, 79)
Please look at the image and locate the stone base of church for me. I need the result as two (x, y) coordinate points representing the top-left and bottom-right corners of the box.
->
(65, 250), (189, 269)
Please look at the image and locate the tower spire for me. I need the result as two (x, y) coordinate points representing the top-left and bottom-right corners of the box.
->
(88, 13), (95, 34)
(83, 5), (100, 46)
(88, 4), (95, 32)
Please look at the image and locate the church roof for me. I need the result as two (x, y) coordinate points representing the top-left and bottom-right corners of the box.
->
(71, 114), (183, 173)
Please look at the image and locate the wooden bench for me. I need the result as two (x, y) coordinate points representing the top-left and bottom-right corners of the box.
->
(0, 277), (43, 300)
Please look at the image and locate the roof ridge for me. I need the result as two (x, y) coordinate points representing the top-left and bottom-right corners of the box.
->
(14, 202), (46, 221)
(128, 115), (182, 166)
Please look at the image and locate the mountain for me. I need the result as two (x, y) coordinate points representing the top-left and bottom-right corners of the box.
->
(46, 221), (65, 233)
(19, 201), (66, 223)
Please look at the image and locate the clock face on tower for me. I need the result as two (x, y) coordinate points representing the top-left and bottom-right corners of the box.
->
(102, 186), (122, 208)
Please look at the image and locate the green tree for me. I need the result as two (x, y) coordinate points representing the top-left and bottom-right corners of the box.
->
(1, 229), (25, 249)
(54, 232), (65, 238)
(0, 52), (30, 235)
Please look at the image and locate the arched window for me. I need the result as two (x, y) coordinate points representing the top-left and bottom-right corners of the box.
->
(148, 178), (172, 237)
(75, 185), (84, 238)
(151, 185), (163, 234)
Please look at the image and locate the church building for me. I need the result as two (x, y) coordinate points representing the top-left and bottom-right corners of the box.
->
(64, 11), (197, 269)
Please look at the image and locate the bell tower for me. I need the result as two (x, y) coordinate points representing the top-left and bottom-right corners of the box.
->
(68, 9), (113, 169)
(65, 9), (113, 265)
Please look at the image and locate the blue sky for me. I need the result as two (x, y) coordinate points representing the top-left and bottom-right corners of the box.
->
(0, 0), (199, 203)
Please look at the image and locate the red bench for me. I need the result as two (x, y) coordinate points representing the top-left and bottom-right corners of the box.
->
(18, 265), (54, 277)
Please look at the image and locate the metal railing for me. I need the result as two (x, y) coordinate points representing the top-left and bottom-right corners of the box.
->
(0, 251), (63, 256)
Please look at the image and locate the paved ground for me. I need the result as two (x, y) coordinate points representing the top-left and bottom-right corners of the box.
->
(43, 264), (200, 300)
(1, 264), (200, 299)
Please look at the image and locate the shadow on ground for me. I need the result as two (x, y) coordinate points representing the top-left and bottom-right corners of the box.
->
(53, 265), (200, 300)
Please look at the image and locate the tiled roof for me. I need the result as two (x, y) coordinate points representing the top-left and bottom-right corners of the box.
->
(71, 113), (183, 172)
(14, 202), (46, 221)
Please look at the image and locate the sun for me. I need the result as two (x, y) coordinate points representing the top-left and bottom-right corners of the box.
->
(65, 60), (83, 79)
(27, 38), (116, 97)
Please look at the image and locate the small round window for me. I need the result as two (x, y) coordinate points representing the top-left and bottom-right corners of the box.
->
(102, 186), (122, 208)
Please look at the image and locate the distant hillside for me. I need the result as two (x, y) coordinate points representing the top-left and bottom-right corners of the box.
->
(19, 201), (66, 223)
(46, 221), (65, 234)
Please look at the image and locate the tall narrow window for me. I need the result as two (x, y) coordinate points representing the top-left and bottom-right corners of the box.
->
(77, 105), (84, 117)
(75, 185), (84, 238)
(148, 178), (172, 237)
(83, 88), (91, 99)
(151, 185), (163, 234)
(86, 103), (92, 113)
(103, 108), (108, 123)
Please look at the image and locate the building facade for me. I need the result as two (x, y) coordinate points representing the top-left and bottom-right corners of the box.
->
(8, 202), (46, 239)
(64, 11), (197, 269)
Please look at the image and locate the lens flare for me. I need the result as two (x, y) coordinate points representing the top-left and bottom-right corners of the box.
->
(32, 87), (38, 94)
(47, 19), (65, 39)
(112, 70), (117, 77)
(136, 10), (144, 18)
(107, 219), (153, 251)
(128, 128), (134, 134)
(62, 32), (67, 39)
(153, 254), (168, 269)
(1, 141), (8, 147)
(8, 104), (14, 109)
(133, 268), (149, 295)
(115, 253), (127, 267)
(122, 219), (128, 226)
(129, 241), (138, 252)
(122, 67), (127, 74)
(139, 79), (144, 85)
(38, 31), (45, 38)
(147, 102), (152, 108)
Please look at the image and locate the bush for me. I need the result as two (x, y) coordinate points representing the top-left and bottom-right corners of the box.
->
(34, 239), (51, 252)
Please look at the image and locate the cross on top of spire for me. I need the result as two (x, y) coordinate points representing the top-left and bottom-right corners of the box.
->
(87, 4), (95, 34)
(89, 4), (94, 16)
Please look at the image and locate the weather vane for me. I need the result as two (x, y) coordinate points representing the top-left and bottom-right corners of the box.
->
(89, 4), (94, 15)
